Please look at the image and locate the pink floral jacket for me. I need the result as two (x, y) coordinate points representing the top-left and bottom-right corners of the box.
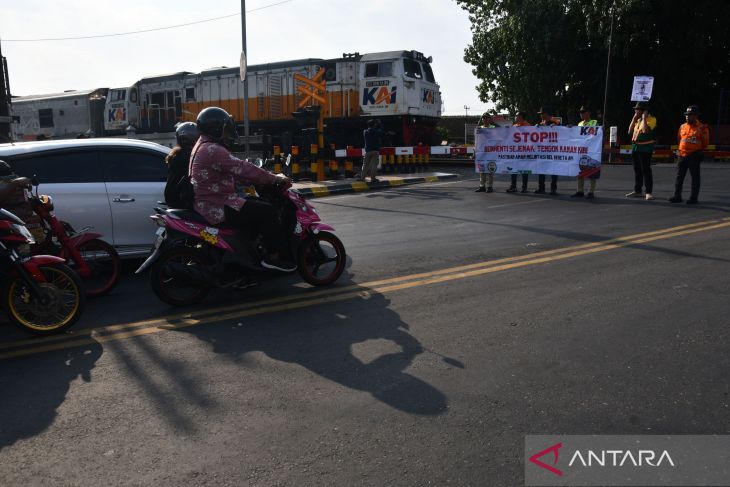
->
(190, 136), (277, 224)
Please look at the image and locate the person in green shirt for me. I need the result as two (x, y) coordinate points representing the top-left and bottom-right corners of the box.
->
(475, 112), (498, 193)
(571, 106), (599, 199)
(626, 102), (657, 201)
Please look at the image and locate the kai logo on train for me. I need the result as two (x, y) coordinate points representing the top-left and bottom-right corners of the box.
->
(362, 85), (397, 106)
(108, 107), (126, 123)
(422, 89), (435, 104)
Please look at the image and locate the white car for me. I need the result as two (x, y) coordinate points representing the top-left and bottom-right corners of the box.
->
(0, 138), (170, 258)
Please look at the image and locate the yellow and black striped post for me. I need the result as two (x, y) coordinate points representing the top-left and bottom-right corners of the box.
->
(291, 145), (301, 182)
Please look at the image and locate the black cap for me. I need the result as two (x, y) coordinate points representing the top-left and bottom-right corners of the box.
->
(578, 106), (591, 113)
(633, 101), (648, 110)
(684, 105), (701, 115)
(537, 106), (553, 115)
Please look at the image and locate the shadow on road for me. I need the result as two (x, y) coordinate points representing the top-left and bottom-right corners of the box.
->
(167, 275), (454, 416)
(0, 340), (103, 452)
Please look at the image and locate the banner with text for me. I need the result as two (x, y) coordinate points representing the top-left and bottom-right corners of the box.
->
(475, 126), (603, 177)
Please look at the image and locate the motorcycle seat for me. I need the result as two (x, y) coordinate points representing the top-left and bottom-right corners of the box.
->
(166, 209), (236, 229)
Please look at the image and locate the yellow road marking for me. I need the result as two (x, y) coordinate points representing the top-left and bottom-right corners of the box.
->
(2, 217), (730, 359)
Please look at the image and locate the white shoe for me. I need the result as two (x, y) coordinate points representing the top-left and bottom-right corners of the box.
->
(625, 191), (643, 198)
(645, 193), (655, 200)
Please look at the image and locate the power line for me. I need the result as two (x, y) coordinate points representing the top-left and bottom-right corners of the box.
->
(2, 0), (293, 42)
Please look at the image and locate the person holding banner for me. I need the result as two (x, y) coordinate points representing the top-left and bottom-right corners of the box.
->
(475, 112), (498, 193)
(571, 106), (599, 199)
(627, 102), (657, 200)
(669, 105), (710, 204)
(507, 112), (530, 193)
(535, 107), (560, 195)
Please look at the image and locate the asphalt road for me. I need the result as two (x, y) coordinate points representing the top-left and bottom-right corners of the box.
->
(1, 163), (730, 486)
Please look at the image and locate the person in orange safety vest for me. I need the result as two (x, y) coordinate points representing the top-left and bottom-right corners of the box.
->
(669, 105), (710, 205)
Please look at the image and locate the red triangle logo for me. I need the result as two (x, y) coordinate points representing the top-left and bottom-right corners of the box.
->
(529, 442), (563, 477)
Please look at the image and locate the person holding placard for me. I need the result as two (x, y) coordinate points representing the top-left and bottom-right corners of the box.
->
(626, 102), (657, 201)
(475, 112), (498, 193)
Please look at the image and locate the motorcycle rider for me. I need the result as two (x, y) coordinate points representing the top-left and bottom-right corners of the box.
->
(164, 122), (199, 209)
(191, 107), (296, 272)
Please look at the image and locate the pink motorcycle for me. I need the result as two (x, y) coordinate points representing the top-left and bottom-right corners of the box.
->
(136, 184), (346, 306)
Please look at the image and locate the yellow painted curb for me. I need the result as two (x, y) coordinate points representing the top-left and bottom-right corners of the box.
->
(308, 186), (330, 197)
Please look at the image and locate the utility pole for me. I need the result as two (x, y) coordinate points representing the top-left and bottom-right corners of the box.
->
(601, 0), (615, 128)
(464, 105), (470, 117)
(0, 38), (11, 142)
(601, 0), (616, 163)
(240, 0), (250, 159)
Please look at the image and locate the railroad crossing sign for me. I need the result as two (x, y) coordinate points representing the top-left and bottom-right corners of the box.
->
(294, 68), (327, 108)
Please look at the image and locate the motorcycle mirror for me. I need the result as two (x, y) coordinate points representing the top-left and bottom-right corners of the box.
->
(31, 175), (39, 187)
(254, 158), (264, 168)
(285, 154), (292, 166)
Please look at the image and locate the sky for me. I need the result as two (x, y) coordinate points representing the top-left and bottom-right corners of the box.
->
(0, 0), (491, 117)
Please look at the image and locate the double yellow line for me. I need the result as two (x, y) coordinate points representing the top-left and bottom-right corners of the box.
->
(2, 217), (729, 360)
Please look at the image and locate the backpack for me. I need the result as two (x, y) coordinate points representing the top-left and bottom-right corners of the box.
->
(174, 142), (207, 210)
(175, 174), (194, 210)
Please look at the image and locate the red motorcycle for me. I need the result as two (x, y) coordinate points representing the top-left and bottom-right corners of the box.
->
(28, 179), (120, 297)
(0, 207), (85, 335)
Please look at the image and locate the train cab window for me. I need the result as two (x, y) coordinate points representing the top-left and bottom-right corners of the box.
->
(422, 63), (435, 83)
(150, 92), (165, 108)
(101, 150), (167, 182)
(130, 88), (138, 103)
(403, 59), (423, 80)
(167, 92), (174, 108)
(39, 109), (54, 128)
(364, 62), (393, 78)
(8, 151), (102, 184)
(110, 90), (126, 102)
(185, 87), (195, 101)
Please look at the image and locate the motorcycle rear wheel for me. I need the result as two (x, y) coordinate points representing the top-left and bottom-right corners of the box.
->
(73, 238), (121, 297)
(150, 246), (210, 306)
(3, 263), (86, 335)
(297, 231), (346, 286)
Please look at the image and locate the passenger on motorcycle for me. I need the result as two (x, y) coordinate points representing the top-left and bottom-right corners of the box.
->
(191, 107), (296, 272)
(164, 121), (199, 209)
(0, 160), (31, 204)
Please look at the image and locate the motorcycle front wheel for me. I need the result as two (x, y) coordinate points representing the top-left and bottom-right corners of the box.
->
(3, 263), (86, 335)
(150, 246), (211, 306)
(297, 231), (346, 286)
(73, 238), (121, 297)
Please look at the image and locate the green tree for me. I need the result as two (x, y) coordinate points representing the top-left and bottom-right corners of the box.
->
(456, 0), (730, 142)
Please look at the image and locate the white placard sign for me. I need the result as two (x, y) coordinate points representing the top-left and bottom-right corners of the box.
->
(631, 76), (654, 102)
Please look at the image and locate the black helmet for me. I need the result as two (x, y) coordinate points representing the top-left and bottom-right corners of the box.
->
(175, 121), (199, 147)
(196, 107), (238, 147)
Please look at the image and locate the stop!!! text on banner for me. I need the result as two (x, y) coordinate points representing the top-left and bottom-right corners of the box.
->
(475, 126), (603, 177)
